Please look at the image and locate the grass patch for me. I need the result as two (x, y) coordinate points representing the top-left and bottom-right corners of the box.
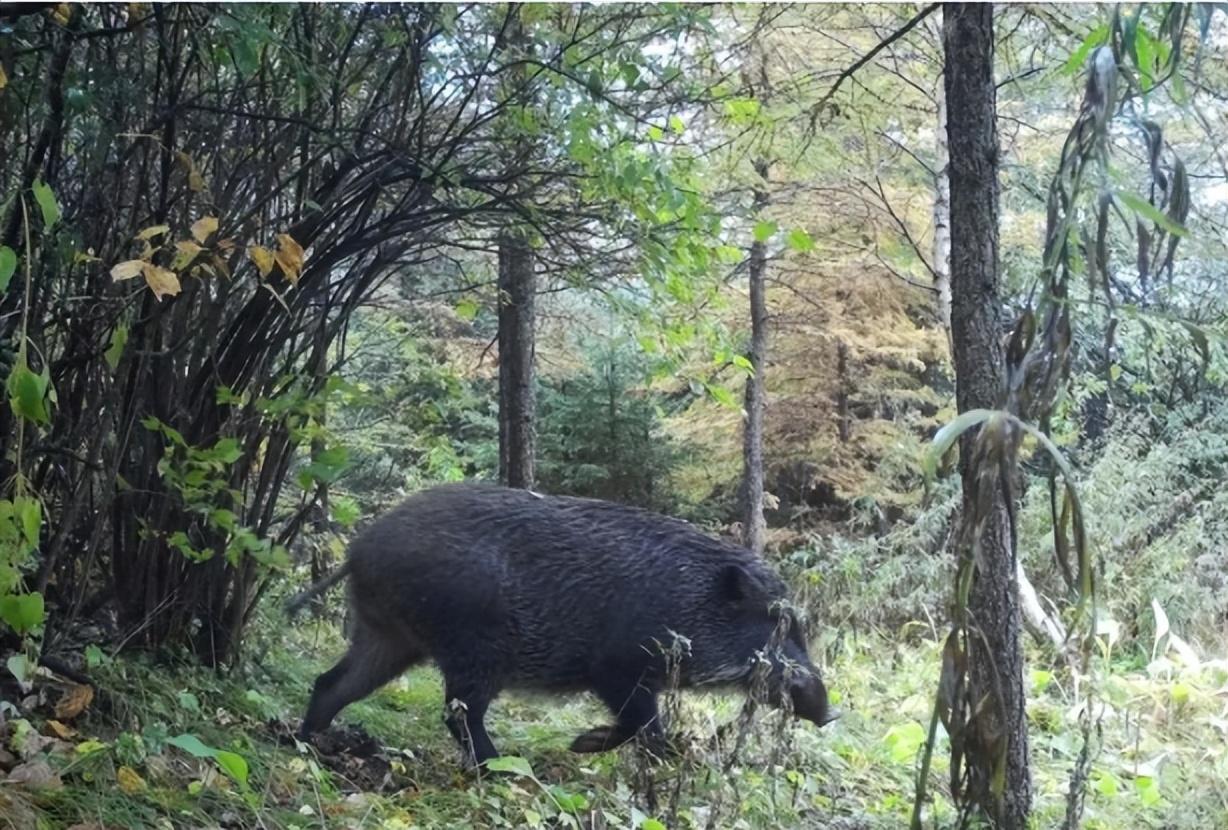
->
(3, 612), (1226, 829)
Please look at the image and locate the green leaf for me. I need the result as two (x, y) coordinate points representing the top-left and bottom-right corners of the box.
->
(922, 408), (997, 480)
(455, 297), (479, 322)
(302, 445), (352, 485)
(883, 721), (926, 764)
(166, 733), (249, 788)
(1094, 770), (1119, 797)
(1063, 23), (1109, 76)
(105, 324), (128, 371)
(0, 246), (16, 294)
(484, 755), (534, 778)
(753, 221), (777, 243)
(641, 820), (667, 830)
(668, 115), (685, 135)
(0, 592), (45, 635)
(229, 36), (259, 78)
(6, 364), (50, 425)
(32, 179), (60, 229)
(213, 750), (249, 787)
(1115, 190), (1188, 237)
(786, 228), (815, 253)
(705, 382), (739, 409)
(16, 496), (40, 549)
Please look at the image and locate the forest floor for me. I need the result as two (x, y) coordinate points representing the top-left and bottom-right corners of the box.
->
(1, 614), (1225, 830)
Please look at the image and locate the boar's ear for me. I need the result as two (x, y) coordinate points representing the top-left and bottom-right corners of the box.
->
(718, 564), (762, 604)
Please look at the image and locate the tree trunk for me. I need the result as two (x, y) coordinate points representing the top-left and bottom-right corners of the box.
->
(741, 181), (769, 555)
(498, 230), (536, 489)
(943, 4), (1032, 827)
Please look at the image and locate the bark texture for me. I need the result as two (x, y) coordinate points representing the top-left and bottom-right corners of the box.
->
(498, 230), (537, 489)
(943, 4), (1032, 826)
(741, 183), (769, 555)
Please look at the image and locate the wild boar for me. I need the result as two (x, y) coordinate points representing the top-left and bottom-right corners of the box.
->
(290, 483), (837, 765)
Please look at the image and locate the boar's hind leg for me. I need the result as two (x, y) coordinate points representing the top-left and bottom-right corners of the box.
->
(300, 624), (422, 738)
(570, 680), (665, 755)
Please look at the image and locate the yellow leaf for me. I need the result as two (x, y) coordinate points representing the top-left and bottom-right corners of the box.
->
(117, 765), (146, 794)
(172, 240), (203, 269)
(134, 224), (170, 241)
(247, 245), (275, 278)
(175, 151), (205, 192)
(190, 216), (218, 244)
(0, 62), (8, 91)
(141, 263), (181, 300)
(54, 684), (94, 720)
(274, 233), (305, 284)
(50, 4), (71, 26)
(110, 260), (145, 282)
(45, 720), (76, 740)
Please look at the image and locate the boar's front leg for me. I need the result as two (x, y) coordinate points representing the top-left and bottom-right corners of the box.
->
(442, 671), (500, 766)
(570, 678), (666, 756)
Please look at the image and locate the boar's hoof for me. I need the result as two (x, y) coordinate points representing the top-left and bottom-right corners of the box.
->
(569, 725), (675, 759)
(569, 725), (625, 754)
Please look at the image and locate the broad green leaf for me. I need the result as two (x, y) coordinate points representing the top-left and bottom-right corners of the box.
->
(16, 497), (40, 548)
(166, 733), (249, 786)
(668, 114), (685, 134)
(7, 364), (50, 424)
(484, 755), (534, 777)
(641, 820), (667, 830)
(0, 246), (16, 293)
(302, 445), (352, 485)
(1115, 190), (1187, 237)
(105, 324), (128, 371)
(1063, 23), (1109, 76)
(213, 750), (249, 787)
(455, 298), (479, 321)
(786, 228), (815, 253)
(753, 221), (777, 243)
(1094, 770), (1119, 797)
(0, 592), (45, 634)
(32, 179), (60, 228)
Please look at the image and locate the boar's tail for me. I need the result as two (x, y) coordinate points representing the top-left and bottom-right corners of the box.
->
(284, 562), (352, 617)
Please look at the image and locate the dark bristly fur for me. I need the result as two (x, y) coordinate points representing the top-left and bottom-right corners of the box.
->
(297, 483), (837, 766)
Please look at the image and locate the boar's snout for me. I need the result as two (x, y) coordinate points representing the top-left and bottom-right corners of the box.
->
(789, 671), (840, 727)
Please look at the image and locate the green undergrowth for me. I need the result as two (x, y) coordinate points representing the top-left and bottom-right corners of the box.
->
(3, 615), (1225, 829)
